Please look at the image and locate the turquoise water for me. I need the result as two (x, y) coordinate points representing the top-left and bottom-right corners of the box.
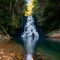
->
(36, 39), (60, 60)
(14, 26), (60, 60)
(14, 36), (60, 60)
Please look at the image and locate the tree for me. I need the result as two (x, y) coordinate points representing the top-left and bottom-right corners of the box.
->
(0, 0), (25, 35)
(33, 0), (60, 33)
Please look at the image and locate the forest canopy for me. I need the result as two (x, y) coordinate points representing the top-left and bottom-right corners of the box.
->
(0, 0), (25, 35)
(0, 0), (60, 35)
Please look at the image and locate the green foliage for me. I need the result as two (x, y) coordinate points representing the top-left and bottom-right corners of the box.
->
(0, 0), (60, 35)
(0, 0), (25, 35)
(33, 0), (60, 33)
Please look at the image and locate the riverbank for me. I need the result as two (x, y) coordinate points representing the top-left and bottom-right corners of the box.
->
(47, 30), (60, 43)
(0, 40), (25, 60)
(36, 39), (60, 60)
(0, 39), (60, 60)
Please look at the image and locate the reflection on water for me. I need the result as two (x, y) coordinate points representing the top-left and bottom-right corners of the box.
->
(36, 38), (60, 60)
(14, 24), (60, 60)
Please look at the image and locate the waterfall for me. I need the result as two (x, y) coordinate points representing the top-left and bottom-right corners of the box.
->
(21, 0), (39, 60)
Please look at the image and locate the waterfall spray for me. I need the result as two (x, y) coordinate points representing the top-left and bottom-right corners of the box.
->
(21, 0), (39, 60)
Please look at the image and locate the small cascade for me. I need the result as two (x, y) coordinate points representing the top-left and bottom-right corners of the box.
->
(21, 0), (39, 60)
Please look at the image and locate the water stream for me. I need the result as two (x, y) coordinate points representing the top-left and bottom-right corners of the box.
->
(21, 0), (39, 60)
(21, 16), (39, 60)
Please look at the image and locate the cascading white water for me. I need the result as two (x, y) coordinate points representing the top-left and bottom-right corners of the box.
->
(21, 16), (39, 60)
(21, 0), (39, 60)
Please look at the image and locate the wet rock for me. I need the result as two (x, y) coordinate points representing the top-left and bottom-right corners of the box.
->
(33, 51), (52, 60)
(0, 34), (11, 43)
